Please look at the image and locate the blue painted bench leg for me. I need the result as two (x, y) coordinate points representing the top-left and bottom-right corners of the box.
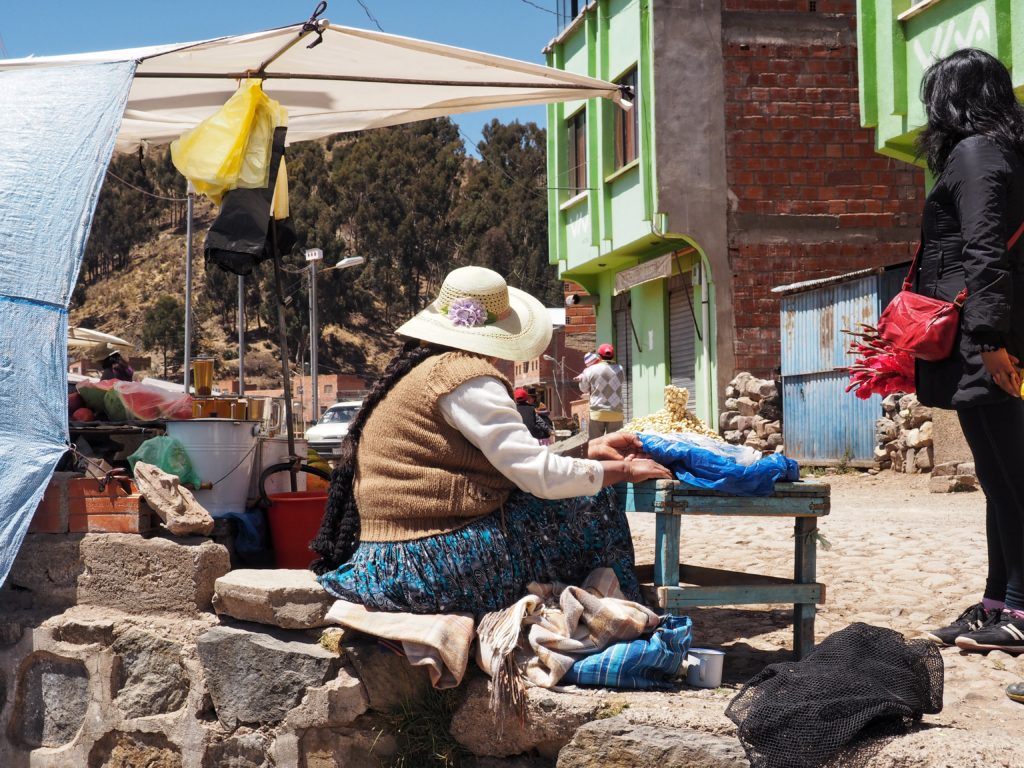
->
(794, 516), (817, 659)
(655, 513), (681, 588)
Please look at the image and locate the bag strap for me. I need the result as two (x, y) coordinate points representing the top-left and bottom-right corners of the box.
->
(903, 218), (1024, 308)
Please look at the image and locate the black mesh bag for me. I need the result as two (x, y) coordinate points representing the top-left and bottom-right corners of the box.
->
(725, 623), (944, 768)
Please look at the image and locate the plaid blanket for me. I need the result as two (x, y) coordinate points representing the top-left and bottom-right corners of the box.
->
(323, 568), (679, 714)
(476, 568), (660, 720)
(323, 601), (474, 689)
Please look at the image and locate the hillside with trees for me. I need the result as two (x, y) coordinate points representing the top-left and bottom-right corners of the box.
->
(71, 117), (557, 385)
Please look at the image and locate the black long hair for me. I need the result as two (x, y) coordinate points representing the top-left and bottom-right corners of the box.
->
(917, 48), (1024, 175)
(310, 340), (445, 573)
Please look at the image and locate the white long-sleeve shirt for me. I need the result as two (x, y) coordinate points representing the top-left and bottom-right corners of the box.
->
(439, 376), (603, 499)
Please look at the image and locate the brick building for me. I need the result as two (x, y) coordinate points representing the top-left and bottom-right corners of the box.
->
(545, 0), (922, 422)
(722, 0), (921, 376)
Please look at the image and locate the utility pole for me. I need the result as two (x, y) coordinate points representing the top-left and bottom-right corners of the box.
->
(305, 248), (323, 422)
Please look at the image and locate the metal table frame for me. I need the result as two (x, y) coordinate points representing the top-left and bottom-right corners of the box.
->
(617, 478), (830, 659)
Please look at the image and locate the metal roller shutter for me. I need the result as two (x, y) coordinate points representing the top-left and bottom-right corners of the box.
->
(668, 272), (697, 412)
(612, 293), (633, 422)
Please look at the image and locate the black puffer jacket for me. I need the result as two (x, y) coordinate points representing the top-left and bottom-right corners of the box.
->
(914, 135), (1024, 409)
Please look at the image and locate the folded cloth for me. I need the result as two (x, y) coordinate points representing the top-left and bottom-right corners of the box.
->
(324, 600), (474, 689)
(477, 568), (660, 721)
(562, 614), (692, 689)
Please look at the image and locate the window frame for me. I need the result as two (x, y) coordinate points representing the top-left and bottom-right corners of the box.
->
(567, 106), (588, 195)
(614, 67), (639, 170)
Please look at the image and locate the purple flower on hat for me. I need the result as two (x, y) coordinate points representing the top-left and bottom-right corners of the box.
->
(447, 297), (488, 328)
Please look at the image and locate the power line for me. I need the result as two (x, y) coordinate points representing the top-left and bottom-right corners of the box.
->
(105, 169), (187, 202)
(353, 0), (385, 31)
(518, 0), (558, 15)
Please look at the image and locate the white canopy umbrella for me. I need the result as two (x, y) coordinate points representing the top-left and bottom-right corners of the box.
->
(67, 327), (134, 357)
(0, 16), (623, 152)
(0, 6), (623, 477)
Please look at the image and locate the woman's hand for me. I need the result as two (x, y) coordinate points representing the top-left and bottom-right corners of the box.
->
(588, 431), (647, 461)
(623, 456), (674, 483)
(981, 348), (1021, 398)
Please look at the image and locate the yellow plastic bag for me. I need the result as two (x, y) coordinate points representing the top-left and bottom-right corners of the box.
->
(170, 79), (288, 204)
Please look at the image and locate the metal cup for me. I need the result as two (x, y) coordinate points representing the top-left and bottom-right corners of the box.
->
(685, 648), (725, 688)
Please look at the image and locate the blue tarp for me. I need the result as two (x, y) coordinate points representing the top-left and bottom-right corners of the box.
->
(0, 61), (136, 586)
(638, 434), (800, 496)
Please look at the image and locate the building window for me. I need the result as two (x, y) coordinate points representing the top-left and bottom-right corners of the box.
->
(567, 108), (587, 194)
(324, 384), (333, 394)
(615, 67), (639, 169)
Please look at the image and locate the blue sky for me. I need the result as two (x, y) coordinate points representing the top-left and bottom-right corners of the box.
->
(0, 0), (560, 153)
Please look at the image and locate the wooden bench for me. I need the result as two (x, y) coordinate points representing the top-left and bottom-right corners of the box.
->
(616, 478), (830, 659)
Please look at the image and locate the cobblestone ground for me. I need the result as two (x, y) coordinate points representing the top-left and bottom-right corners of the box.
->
(624, 471), (1024, 767)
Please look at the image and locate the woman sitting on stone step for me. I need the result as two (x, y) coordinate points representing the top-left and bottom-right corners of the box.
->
(310, 266), (671, 614)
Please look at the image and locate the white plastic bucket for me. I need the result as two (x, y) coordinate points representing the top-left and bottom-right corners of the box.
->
(252, 436), (308, 497)
(164, 419), (259, 517)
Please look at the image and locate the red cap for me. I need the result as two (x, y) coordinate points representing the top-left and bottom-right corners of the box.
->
(513, 387), (529, 402)
(598, 343), (615, 359)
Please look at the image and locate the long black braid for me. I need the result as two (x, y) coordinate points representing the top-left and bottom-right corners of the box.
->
(310, 341), (445, 574)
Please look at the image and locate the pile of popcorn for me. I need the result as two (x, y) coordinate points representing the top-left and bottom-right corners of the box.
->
(623, 385), (721, 440)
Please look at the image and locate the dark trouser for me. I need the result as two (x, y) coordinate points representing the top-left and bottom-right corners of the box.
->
(958, 398), (1024, 609)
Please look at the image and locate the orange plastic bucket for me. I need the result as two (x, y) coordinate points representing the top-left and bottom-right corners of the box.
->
(266, 491), (328, 569)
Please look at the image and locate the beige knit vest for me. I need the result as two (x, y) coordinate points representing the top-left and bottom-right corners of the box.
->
(355, 351), (517, 541)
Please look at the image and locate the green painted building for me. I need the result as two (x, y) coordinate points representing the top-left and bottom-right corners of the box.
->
(544, 0), (725, 426)
(858, 0), (1024, 165)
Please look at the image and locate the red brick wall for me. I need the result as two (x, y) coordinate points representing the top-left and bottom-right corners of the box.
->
(563, 280), (597, 336)
(723, 0), (856, 12)
(723, 5), (923, 377)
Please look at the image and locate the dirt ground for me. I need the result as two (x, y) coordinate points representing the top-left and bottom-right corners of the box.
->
(615, 470), (1024, 767)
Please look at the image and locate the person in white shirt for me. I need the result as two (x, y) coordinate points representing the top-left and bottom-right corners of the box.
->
(576, 343), (626, 439)
(313, 266), (670, 614)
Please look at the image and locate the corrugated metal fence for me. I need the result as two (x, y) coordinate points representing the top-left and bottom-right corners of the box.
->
(778, 268), (904, 466)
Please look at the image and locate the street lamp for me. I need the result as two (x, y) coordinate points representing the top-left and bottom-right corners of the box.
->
(305, 250), (365, 422)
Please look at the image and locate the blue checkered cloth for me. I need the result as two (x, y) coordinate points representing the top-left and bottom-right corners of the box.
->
(562, 615), (692, 689)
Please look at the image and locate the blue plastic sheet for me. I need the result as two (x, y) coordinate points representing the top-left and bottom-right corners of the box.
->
(638, 434), (800, 496)
(562, 615), (693, 689)
(0, 62), (136, 586)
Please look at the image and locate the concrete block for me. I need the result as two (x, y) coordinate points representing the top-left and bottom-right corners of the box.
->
(196, 624), (340, 728)
(284, 667), (369, 729)
(213, 569), (335, 629)
(557, 716), (748, 768)
(78, 534), (229, 615)
(451, 675), (611, 759)
(6, 534), (84, 609)
(341, 637), (431, 713)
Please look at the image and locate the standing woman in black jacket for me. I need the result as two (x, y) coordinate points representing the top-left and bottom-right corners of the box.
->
(915, 51), (1024, 672)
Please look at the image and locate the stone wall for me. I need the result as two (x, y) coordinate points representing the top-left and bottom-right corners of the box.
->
(0, 526), (743, 768)
(873, 393), (934, 474)
(718, 372), (783, 453)
(873, 392), (980, 492)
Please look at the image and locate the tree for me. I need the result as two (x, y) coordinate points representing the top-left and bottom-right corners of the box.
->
(454, 120), (561, 306)
(142, 296), (186, 378)
(326, 119), (465, 324)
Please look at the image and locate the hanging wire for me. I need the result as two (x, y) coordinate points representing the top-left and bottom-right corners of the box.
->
(519, 0), (558, 15)
(354, 0), (385, 31)
(105, 169), (188, 202)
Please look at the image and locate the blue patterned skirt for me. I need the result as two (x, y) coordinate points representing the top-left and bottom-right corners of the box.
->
(317, 487), (638, 615)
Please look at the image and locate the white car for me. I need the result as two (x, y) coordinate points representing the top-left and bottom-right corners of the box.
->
(304, 400), (362, 457)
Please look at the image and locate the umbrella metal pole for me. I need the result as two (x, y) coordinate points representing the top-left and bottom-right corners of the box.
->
(238, 275), (245, 396)
(183, 184), (194, 393)
(270, 220), (298, 492)
(309, 259), (319, 422)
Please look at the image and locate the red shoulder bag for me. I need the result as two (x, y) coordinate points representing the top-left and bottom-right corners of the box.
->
(878, 221), (1024, 361)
